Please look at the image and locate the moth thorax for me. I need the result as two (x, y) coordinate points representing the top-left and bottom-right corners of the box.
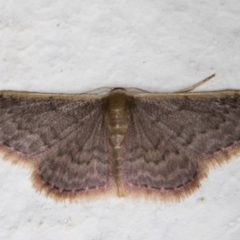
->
(106, 91), (131, 148)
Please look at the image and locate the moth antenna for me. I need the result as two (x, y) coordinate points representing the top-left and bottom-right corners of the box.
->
(81, 87), (114, 95)
(125, 87), (150, 93)
(175, 74), (216, 93)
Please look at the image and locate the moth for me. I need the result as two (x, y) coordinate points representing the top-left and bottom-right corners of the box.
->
(0, 75), (240, 202)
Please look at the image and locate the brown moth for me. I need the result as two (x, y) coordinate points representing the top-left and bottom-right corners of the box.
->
(0, 75), (240, 202)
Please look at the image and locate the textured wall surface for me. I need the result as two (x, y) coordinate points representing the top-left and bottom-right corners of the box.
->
(0, 1), (240, 240)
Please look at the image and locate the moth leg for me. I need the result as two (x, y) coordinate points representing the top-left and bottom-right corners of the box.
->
(175, 74), (216, 93)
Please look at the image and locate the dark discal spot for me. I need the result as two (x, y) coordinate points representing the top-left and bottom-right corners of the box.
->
(182, 139), (192, 146)
(162, 150), (170, 161)
(223, 109), (230, 114)
(213, 125), (220, 130)
(7, 109), (14, 114)
(176, 130), (183, 138)
(222, 118), (227, 123)
(174, 149), (180, 155)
